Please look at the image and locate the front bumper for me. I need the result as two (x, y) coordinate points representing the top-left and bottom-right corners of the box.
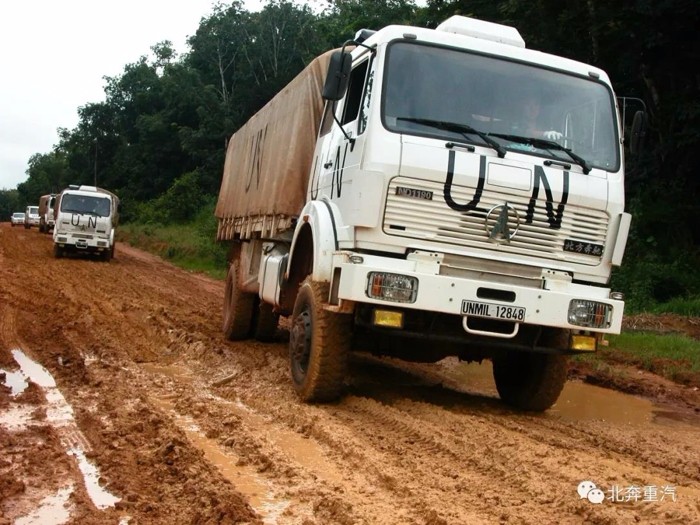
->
(333, 251), (623, 334)
(54, 233), (111, 252)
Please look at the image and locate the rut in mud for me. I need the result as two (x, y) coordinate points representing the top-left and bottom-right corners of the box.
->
(1, 223), (699, 525)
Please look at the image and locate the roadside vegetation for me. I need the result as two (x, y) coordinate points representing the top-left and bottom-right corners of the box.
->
(575, 332), (700, 388)
(118, 199), (228, 280)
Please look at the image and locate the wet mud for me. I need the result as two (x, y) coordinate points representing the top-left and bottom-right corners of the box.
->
(1, 223), (699, 524)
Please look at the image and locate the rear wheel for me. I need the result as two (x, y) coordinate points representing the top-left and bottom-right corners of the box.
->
(289, 277), (351, 402)
(222, 261), (256, 340)
(492, 329), (570, 412)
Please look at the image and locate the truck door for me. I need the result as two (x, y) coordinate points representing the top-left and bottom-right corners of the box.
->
(313, 54), (375, 225)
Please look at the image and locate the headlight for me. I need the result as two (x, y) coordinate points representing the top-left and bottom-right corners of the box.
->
(367, 272), (418, 303)
(568, 300), (612, 328)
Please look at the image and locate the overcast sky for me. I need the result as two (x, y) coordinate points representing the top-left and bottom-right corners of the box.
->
(0, 0), (278, 190)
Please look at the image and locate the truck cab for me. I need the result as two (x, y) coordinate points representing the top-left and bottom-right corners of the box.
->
(53, 185), (119, 261)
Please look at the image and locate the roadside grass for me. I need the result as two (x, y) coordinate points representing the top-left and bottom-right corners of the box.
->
(574, 331), (700, 387)
(118, 222), (228, 280)
(648, 297), (700, 317)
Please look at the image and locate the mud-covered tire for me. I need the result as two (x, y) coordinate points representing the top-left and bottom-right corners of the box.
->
(101, 248), (112, 262)
(492, 329), (570, 412)
(289, 277), (351, 402)
(252, 300), (279, 342)
(222, 262), (256, 341)
(53, 245), (63, 259)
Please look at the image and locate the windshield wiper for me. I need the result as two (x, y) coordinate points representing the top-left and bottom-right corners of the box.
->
(489, 133), (592, 174)
(397, 117), (507, 158)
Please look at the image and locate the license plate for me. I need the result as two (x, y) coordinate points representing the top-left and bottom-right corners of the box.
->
(461, 300), (526, 321)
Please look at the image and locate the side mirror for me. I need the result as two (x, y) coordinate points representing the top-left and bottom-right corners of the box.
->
(322, 51), (352, 101)
(629, 110), (648, 155)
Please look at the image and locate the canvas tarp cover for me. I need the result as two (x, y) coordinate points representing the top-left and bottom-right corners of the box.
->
(216, 50), (334, 241)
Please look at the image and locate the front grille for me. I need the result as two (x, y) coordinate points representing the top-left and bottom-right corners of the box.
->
(384, 177), (608, 266)
(72, 234), (94, 240)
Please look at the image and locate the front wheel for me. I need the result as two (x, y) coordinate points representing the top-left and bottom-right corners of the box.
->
(289, 278), (351, 402)
(222, 261), (256, 340)
(53, 244), (63, 259)
(492, 329), (569, 412)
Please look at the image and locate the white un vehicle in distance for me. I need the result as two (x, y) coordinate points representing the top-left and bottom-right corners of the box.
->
(53, 185), (120, 261)
(24, 205), (40, 229)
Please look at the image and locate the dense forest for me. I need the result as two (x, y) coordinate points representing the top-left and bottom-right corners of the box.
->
(1, 0), (698, 309)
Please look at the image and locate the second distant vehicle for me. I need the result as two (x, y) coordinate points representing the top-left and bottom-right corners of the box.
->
(39, 194), (57, 233)
(11, 212), (25, 226)
(24, 206), (40, 229)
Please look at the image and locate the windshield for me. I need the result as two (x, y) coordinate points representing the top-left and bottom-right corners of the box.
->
(27, 207), (38, 215)
(61, 194), (111, 217)
(382, 42), (619, 171)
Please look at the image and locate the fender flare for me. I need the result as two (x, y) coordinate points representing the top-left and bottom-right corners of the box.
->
(287, 198), (345, 283)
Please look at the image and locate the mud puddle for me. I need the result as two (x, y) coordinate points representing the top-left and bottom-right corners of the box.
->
(13, 486), (74, 525)
(2, 349), (121, 513)
(441, 359), (700, 428)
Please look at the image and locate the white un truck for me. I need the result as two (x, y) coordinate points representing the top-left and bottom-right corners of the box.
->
(215, 16), (646, 411)
(53, 185), (119, 261)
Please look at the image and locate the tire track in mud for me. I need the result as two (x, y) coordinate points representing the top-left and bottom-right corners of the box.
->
(0, 305), (20, 353)
(417, 394), (700, 487)
(327, 395), (558, 523)
(129, 359), (380, 525)
(167, 328), (700, 525)
(508, 413), (700, 484)
(228, 374), (539, 524)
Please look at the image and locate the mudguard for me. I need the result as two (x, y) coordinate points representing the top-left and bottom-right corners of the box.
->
(287, 198), (349, 282)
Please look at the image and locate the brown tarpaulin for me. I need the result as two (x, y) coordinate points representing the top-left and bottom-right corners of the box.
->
(215, 50), (334, 241)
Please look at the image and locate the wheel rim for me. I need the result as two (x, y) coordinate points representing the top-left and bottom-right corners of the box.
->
(290, 309), (312, 380)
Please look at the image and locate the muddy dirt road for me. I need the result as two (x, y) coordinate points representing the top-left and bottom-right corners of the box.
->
(1, 222), (699, 525)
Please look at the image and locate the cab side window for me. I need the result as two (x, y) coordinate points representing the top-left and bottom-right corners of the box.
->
(341, 59), (370, 127)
